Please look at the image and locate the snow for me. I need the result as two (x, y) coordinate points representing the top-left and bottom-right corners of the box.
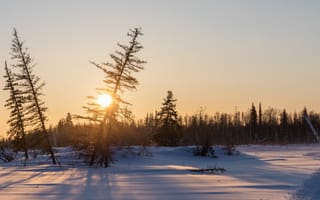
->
(1, 145), (320, 199)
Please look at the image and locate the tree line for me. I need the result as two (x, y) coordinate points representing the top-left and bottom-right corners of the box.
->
(51, 94), (320, 154)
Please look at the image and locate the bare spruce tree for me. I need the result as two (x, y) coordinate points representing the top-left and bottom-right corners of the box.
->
(87, 27), (146, 167)
(3, 61), (28, 160)
(10, 28), (56, 164)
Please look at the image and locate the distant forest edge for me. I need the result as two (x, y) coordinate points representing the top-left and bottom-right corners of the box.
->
(46, 102), (320, 146)
(1, 27), (319, 166)
(2, 98), (319, 147)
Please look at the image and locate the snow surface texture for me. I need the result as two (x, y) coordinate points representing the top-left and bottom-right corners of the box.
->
(291, 170), (320, 200)
(0, 145), (319, 200)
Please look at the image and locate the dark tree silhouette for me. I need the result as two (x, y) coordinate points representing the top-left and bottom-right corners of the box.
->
(3, 61), (28, 159)
(10, 28), (56, 164)
(192, 108), (215, 156)
(55, 113), (74, 146)
(301, 107), (311, 142)
(154, 91), (181, 146)
(249, 103), (258, 143)
(87, 27), (146, 167)
(258, 103), (262, 127)
(258, 102), (263, 140)
(280, 109), (288, 144)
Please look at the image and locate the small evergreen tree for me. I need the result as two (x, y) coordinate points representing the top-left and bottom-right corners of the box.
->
(154, 91), (181, 146)
(3, 61), (28, 159)
(10, 28), (56, 164)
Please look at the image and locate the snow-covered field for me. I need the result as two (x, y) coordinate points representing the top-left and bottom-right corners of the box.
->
(0, 145), (320, 200)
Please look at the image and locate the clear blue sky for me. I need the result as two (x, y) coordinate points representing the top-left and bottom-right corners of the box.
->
(1, 0), (320, 134)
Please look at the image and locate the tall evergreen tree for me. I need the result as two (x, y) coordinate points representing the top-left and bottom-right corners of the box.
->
(301, 107), (310, 142)
(249, 103), (258, 143)
(258, 102), (263, 141)
(88, 27), (146, 167)
(154, 91), (181, 146)
(10, 28), (56, 164)
(258, 103), (262, 126)
(3, 61), (28, 159)
(280, 109), (288, 144)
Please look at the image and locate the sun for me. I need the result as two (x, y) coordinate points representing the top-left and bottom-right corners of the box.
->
(97, 94), (112, 108)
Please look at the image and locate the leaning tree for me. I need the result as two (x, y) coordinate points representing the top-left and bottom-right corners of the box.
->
(9, 29), (56, 164)
(3, 61), (28, 160)
(84, 27), (146, 167)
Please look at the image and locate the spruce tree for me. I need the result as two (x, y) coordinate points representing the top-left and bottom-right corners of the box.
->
(257, 102), (263, 142)
(301, 107), (310, 142)
(280, 109), (288, 144)
(88, 27), (146, 167)
(258, 103), (262, 126)
(3, 61), (28, 159)
(154, 91), (181, 146)
(10, 28), (56, 164)
(249, 103), (258, 143)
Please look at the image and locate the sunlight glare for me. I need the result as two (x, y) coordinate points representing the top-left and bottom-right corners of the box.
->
(97, 94), (112, 108)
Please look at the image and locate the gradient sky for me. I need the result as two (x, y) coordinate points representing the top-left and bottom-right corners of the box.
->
(0, 0), (320, 135)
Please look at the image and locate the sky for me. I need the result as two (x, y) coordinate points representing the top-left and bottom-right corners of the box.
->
(0, 0), (320, 135)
